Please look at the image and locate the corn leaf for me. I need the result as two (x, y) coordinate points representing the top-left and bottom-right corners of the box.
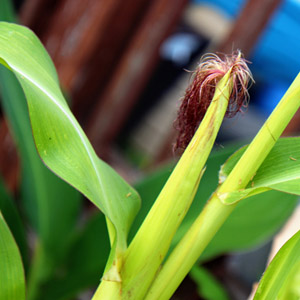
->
(0, 22), (140, 277)
(0, 178), (27, 269)
(0, 212), (25, 300)
(277, 260), (300, 299)
(190, 265), (230, 300)
(254, 230), (300, 300)
(0, 3), (81, 267)
(133, 146), (298, 261)
(36, 213), (110, 300)
(219, 137), (300, 204)
(201, 190), (297, 261)
(0, 62), (82, 259)
(0, 0), (15, 23)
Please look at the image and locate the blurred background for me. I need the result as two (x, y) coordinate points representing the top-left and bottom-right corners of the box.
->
(2, 0), (300, 185)
(1, 0), (300, 299)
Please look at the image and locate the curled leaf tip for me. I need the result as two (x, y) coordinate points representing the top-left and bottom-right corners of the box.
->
(174, 51), (253, 151)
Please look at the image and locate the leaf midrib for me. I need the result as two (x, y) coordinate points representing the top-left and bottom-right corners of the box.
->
(10, 64), (107, 209)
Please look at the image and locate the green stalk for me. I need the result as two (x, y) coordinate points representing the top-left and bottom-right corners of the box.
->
(119, 71), (234, 300)
(92, 280), (121, 300)
(145, 72), (300, 300)
(27, 242), (43, 300)
(27, 242), (53, 300)
(92, 218), (124, 300)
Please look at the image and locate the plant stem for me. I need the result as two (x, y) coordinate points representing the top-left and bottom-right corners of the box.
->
(92, 280), (121, 300)
(27, 241), (52, 300)
(119, 71), (233, 300)
(145, 194), (234, 300)
(145, 72), (300, 300)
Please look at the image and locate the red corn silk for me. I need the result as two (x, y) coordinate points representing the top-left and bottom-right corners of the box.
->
(175, 52), (253, 151)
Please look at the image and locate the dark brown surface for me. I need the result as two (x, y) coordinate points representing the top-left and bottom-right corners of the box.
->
(0, 119), (20, 192)
(86, 0), (189, 156)
(70, 0), (151, 119)
(41, 0), (123, 91)
(284, 109), (300, 135)
(19, 0), (60, 36)
(22, 0), (152, 121)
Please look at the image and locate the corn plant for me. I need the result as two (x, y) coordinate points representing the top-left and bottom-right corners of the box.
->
(0, 20), (300, 300)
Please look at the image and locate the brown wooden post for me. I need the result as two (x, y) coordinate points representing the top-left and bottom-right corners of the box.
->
(0, 119), (20, 192)
(86, 0), (189, 155)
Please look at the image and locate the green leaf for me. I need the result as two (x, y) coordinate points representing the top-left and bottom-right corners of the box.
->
(134, 145), (298, 261)
(254, 230), (300, 300)
(0, 0), (29, 269)
(0, 212), (25, 300)
(189, 265), (229, 300)
(219, 137), (300, 204)
(0, 0), (15, 23)
(0, 178), (28, 269)
(0, 22), (140, 273)
(33, 213), (110, 300)
(0, 37), (81, 264)
(277, 260), (300, 299)
(0, 42), (81, 300)
(201, 190), (298, 261)
(0, 0), (81, 266)
(132, 145), (241, 241)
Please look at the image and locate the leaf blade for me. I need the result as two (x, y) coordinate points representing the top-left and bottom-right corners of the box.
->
(190, 265), (230, 300)
(0, 21), (140, 271)
(254, 230), (300, 300)
(0, 38), (81, 264)
(219, 137), (300, 204)
(134, 145), (298, 261)
(0, 178), (28, 269)
(0, 212), (25, 300)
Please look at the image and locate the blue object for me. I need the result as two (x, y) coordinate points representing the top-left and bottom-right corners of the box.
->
(192, 0), (300, 82)
(250, 0), (300, 82)
(254, 80), (290, 116)
(192, 0), (300, 114)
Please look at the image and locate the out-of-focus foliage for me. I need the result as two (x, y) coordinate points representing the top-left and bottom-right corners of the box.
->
(254, 230), (300, 300)
(0, 213), (25, 300)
